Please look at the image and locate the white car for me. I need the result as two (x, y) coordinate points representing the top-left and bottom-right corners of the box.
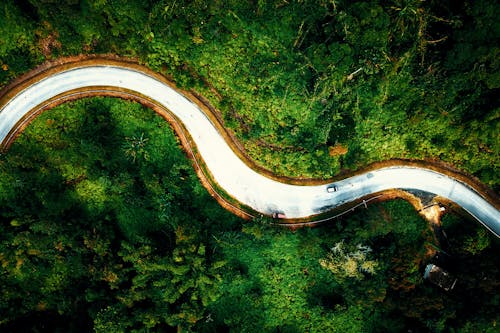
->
(327, 185), (338, 193)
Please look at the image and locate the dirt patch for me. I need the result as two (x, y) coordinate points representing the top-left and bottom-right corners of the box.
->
(329, 144), (348, 156)
(36, 21), (62, 59)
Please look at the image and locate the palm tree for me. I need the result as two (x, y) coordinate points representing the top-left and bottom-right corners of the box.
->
(123, 133), (149, 163)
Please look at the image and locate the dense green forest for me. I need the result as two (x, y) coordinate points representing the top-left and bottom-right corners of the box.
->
(1, 0), (499, 332)
(0, 99), (498, 332)
(1, 0), (499, 185)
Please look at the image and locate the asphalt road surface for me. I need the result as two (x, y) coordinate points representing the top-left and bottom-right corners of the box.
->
(1, 64), (498, 236)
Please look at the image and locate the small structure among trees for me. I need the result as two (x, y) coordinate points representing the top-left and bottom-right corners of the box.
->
(424, 264), (457, 291)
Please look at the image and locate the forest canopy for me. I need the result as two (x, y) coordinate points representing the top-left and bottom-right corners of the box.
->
(0, 0), (498, 186)
(0, 98), (498, 332)
(0, 0), (499, 332)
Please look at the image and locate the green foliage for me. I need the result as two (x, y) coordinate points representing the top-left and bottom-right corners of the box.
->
(462, 228), (491, 255)
(0, 97), (240, 331)
(1, 0), (499, 331)
(0, 98), (497, 331)
(122, 132), (149, 163)
(200, 225), (378, 332)
(1, 0), (498, 185)
(441, 213), (494, 256)
(319, 240), (378, 281)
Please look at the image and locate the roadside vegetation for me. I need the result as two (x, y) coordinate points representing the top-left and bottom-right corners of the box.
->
(1, 0), (498, 186)
(0, 1), (498, 332)
(0, 98), (498, 332)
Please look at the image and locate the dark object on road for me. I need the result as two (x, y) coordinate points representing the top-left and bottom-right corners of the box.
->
(424, 264), (457, 291)
(327, 185), (338, 193)
(272, 212), (286, 219)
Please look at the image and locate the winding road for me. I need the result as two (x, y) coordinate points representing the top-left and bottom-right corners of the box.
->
(0, 58), (499, 237)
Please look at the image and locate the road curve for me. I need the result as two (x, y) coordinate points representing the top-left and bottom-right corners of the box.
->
(0, 59), (499, 237)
